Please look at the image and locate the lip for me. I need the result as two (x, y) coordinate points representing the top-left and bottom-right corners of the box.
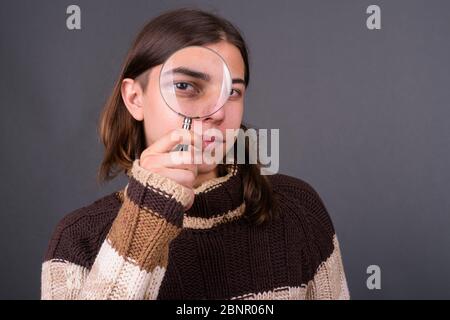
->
(201, 135), (223, 148)
(202, 134), (223, 142)
(202, 140), (214, 148)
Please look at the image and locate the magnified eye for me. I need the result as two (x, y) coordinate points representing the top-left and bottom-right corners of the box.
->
(175, 82), (191, 90)
(174, 81), (201, 98)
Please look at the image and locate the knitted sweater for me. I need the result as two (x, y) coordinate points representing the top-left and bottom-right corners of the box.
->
(41, 160), (350, 300)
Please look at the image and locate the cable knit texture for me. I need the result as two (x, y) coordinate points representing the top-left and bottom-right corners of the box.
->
(41, 160), (350, 300)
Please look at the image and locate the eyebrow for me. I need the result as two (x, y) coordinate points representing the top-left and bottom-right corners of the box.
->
(163, 67), (210, 81)
(164, 67), (245, 86)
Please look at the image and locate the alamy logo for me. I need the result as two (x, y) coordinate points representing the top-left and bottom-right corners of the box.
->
(366, 265), (381, 290)
(169, 124), (280, 175)
(366, 5), (381, 30)
(66, 5), (81, 30)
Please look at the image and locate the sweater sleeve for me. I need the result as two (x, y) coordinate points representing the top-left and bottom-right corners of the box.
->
(41, 159), (193, 300)
(271, 173), (350, 300)
(301, 184), (350, 300)
(305, 235), (350, 300)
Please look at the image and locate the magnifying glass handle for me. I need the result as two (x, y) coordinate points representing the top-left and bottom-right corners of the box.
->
(172, 117), (192, 152)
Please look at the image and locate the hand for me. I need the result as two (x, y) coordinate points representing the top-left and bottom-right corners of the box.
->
(138, 128), (202, 210)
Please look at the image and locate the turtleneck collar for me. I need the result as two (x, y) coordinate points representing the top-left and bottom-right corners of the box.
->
(117, 164), (246, 230)
(183, 164), (246, 229)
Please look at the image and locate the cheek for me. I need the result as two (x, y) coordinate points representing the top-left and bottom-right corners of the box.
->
(142, 89), (182, 146)
(220, 101), (243, 153)
(223, 101), (244, 129)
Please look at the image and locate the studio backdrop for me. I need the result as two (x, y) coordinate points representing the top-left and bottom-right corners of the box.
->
(1, 0), (449, 299)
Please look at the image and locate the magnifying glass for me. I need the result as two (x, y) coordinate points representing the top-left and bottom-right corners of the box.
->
(159, 46), (233, 152)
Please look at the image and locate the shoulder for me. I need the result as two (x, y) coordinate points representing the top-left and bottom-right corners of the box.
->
(267, 172), (335, 235)
(43, 190), (123, 268)
(268, 172), (331, 217)
(267, 172), (337, 259)
(267, 172), (321, 197)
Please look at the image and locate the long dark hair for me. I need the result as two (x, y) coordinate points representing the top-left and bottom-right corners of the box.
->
(98, 8), (277, 225)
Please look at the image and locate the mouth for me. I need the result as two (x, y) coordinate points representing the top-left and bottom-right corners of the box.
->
(202, 135), (223, 148)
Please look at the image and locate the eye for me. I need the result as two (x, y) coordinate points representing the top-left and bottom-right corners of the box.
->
(175, 82), (194, 91)
(229, 88), (242, 98)
(173, 81), (201, 98)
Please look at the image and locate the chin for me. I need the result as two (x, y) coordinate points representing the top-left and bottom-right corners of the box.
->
(196, 163), (218, 174)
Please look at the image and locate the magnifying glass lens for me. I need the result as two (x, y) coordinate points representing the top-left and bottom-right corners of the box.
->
(159, 46), (232, 119)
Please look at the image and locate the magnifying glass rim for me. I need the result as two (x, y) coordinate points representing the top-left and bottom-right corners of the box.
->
(158, 45), (233, 119)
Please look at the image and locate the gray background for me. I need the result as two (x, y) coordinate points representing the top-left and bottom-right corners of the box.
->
(1, 0), (449, 299)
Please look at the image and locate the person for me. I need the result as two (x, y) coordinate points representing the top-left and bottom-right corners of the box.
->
(41, 8), (350, 300)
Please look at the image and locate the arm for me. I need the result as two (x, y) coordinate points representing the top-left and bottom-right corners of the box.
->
(41, 159), (193, 300)
(273, 175), (350, 300)
(306, 235), (350, 300)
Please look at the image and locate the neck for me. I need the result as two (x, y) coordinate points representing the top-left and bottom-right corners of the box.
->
(193, 166), (219, 188)
(119, 163), (245, 229)
(183, 163), (246, 229)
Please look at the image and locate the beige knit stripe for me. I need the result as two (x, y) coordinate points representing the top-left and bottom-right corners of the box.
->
(107, 193), (181, 273)
(193, 164), (237, 194)
(231, 285), (309, 300)
(77, 241), (166, 299)
(307, 235), (350, 300)
(41, 260), (89, 300)
(183, 202), (246, 229)
(131, 159), (192, 208)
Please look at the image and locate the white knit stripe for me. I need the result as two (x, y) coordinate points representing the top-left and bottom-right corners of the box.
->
(78, 240), (166, 299)
(41, 260), (89, 300)
(183, 202), (246, 229)
(42, 241), (167, 300)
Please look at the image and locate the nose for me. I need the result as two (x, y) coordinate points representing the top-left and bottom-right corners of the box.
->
(202, 104), (226, 124)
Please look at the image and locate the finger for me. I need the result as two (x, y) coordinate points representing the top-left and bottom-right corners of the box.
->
(145, 157), (198, 172)
(141, 145), (201, 168)
(145, 129), (202, 155)
(153, 167), (197, 188)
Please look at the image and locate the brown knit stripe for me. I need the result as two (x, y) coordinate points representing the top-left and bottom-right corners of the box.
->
(157, 210), (340, 299)
(126, 176), (184, 227)
(106, 192), (181, 273)
(230, 236), (348, 300)
(43, 192), (123, 269)
(130, 159), (192, 208)
(185, 166), (243, 219)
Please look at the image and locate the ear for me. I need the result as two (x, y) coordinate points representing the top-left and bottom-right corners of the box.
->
(121, 78), (145, 121)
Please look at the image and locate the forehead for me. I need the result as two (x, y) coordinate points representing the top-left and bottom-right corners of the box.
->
(204, 41), (245, 80)
(145, 41), (245, 90)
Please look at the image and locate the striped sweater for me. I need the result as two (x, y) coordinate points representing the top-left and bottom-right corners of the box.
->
(41, 160), (350, 300)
